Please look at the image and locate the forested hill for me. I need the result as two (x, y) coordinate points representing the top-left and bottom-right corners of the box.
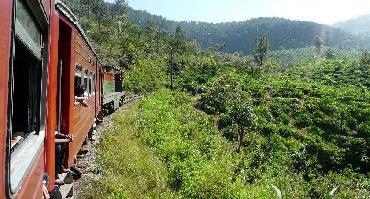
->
(128, 8), (368, 54)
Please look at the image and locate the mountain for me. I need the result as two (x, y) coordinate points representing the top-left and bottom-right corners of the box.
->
(334, 15), (370, 35)
(128, 9), (369, 54)
(60, 0), (369, 55)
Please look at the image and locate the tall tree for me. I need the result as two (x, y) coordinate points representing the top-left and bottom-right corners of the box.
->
(80, 0), (92, 18)
(114, 0), (127, 20)
(172, 25), (187, 54)
(91, 0), (108, 29)
(113, 0), (127, 36)
(360, 50), (370, 65)
(315, 36), (323, 56)
(252, 35), (269, 74)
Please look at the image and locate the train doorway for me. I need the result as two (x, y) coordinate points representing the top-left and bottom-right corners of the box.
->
(55, 20), (72, 176)
(57, 21), (72, 137)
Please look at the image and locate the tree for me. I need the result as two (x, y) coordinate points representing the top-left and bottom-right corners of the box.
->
(228, 93), (254, 152)
(114, 0), (127, 20)
(113, 0), (128, 35)
(315, 36), (323, 56)
(91, 0), (108, 29)
(360, 50), (370, 66)
(199, 73), (240, 114)
(80, 0), (92, 18)
(166, 26), (188, 90)
(325, 48), (335, 59)
(214, 43), (226, 53)
(171, 25), (187, 55)
(252, 35), (269, 74)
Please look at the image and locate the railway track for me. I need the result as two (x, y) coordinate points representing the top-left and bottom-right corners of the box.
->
(124, 95), (142, 104)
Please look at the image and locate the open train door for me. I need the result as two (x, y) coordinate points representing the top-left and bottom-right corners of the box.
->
(56, 19), (73, 177)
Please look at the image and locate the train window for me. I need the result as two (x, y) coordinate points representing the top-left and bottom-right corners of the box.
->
(75, 65), (82, 90)
(84, 70), (88, 95)
(11, 42), (41, 139)
(9, 0), (46, 193)
(92, 74), (96, 95)
(15, 0), (42, 58)
(74, 65), (82, 106)
(89, 72), (93, 95)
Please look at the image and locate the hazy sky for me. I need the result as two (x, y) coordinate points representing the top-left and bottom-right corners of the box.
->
(121, 0), (370, 24)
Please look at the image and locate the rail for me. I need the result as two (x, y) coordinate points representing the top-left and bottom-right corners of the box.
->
(124, 95), (142, 104)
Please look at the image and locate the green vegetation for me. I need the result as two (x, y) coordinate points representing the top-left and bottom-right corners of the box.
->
(267, 47), (361, 67)
(62, 0), (370, 198)
(136, 90), (247, 198)
(85, 86), (369, 198)
(80, 103), (177, 199)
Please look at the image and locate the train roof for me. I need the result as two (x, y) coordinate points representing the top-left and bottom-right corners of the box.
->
(56, 1), (101, 64)
(103, 65), (124, 74)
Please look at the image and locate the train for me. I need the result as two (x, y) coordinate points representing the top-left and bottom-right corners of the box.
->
(0, 0), (125, 198)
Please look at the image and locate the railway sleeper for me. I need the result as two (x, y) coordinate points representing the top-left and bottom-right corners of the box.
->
(51, 173), (74, 199)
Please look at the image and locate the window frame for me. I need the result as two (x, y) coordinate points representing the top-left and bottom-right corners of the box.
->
(14, 0), (42, 59)
(83, 69), (88, 96)
(92, 73), (96, 95)
(88, 72), (93, 96)
(74, 64), (83, 106)
(75, 64), (82, 86)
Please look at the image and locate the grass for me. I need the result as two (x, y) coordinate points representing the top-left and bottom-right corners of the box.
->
(80, 102), (178, 199)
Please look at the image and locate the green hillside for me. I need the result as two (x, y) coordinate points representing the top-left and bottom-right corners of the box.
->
(61, 0), (370, 198)
(127, 8), (369, 54)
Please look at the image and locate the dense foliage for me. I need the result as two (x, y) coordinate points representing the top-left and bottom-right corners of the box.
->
(136, 90), (248, 198)
(197, 59), (370, 197)
(93, 87), (369, 198)
(267, 47), (361, 67)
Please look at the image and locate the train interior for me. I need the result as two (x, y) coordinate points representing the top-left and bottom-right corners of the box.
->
(114, 73), (123, 92)
(10, 0), (43, 149)
(11, 40), (42, 145)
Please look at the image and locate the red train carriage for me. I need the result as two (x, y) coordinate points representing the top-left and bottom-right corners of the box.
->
(0, 0), (105, 198)
(102, 66), (125, 115)
(55, 0), (102, 171)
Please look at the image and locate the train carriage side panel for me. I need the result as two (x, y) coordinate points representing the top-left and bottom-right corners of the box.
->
(0, 0), (13, 197)
(15, 151), (44, 198)
(56, 1), (100, 168)
(95, 61), (102, 118)
(68, 27), (96, 166)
